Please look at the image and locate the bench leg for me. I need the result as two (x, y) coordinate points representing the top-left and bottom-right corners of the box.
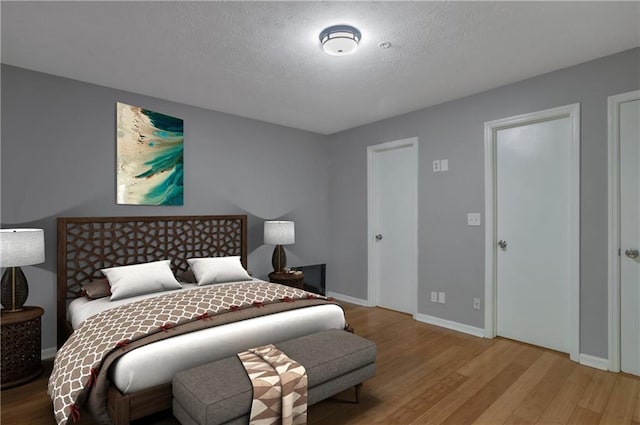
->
(354, 383), (363, 403)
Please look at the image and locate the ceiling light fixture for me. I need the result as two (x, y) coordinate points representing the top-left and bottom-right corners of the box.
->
(319, 25), (361, 56)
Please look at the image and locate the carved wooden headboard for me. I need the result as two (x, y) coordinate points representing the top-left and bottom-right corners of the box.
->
(56, 215), (247, 347)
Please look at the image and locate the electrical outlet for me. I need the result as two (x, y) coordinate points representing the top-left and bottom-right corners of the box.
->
(438, 292), (445, 304)
(432, 160), (440, 172)
(467, 213), (481, 226)
(430, 291), (438, 303)
(440, 159), (449, 171)
(473, 297), (481, 310)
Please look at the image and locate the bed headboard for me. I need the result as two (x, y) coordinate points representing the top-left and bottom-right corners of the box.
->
(57, 215), (247, 347)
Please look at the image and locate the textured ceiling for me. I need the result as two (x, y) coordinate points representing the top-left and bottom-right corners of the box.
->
(2, 1), (639, 135)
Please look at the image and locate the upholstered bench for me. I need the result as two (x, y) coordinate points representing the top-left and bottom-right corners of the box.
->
(172, 329), (377, 425)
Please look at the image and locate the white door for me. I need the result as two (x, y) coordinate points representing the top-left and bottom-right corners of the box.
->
(620, 97), (640, 375)
(367, 138), (418, 314)
(491, 106), (579, 355)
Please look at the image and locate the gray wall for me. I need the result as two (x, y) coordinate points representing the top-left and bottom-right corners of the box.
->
(3, 48), (638, 357)
(327, 48), (640, 358)
(1, 64), (331, 350)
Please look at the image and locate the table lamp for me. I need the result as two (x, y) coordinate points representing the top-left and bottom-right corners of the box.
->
(0, 229), (45, 312)
(264, 221), (295, 273)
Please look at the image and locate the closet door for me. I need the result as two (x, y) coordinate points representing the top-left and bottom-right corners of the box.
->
(619, 97), (640, 375)
(368, 138), (418, 315)
(495, 115), (573, 353)
(486, 103), (579, 359)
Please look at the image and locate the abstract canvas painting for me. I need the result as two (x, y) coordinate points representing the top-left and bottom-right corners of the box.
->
(117, 102), (184, 205)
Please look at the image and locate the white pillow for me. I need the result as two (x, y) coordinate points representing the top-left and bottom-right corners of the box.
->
(187, 256), (251, 286)
(102, 260), (182, 301)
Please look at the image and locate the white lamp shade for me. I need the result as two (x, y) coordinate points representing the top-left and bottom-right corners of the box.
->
(264, 221), (295, 245)
(0, 228), (45, 267)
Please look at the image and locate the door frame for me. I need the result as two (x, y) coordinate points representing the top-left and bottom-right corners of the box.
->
(367, 137), (418, 313)
(484, 104), (580, 362)
(608, 90), (640, 372)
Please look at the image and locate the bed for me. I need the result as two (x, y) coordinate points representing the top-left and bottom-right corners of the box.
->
(55, 215), (346, 425)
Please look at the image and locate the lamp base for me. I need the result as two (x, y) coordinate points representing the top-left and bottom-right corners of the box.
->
(271, 245), (287, 273)
(1, 267), (29, 312)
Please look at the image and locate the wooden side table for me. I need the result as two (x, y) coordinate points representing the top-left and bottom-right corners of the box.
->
(1, 306), (44, 389)
(269, 271), (304, 290)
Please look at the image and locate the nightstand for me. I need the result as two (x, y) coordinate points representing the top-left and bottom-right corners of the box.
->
(269, 271), (304, 290)
(1, 306), (44, 389)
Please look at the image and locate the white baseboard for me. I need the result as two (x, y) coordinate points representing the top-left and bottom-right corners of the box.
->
(42, 346), (57, 360)
(579, 353), (609, 371)
(414, 313), (485, 338)
(326, 291), (370, 307)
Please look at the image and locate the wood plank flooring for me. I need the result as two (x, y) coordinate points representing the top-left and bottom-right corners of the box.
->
(2, 302), (638, 425)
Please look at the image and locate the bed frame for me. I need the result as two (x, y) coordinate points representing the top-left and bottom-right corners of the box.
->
(57, 215), (247, 424)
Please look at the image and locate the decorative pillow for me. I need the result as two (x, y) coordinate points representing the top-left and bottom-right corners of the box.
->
(101, 260), (183, 301)
(176, 268), (197, 284)
(187, 256), (251, 286)
(82, 278), (112, 299)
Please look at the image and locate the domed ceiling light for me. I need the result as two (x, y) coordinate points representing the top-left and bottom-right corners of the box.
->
(319, 25), (361, 56)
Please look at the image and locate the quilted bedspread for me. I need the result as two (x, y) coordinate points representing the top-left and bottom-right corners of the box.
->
(48, 281), (333, 425)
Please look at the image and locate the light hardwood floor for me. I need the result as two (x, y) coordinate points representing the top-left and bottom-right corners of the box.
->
(2, 302), (639, 425)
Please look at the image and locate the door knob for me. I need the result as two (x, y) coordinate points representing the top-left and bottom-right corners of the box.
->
(375, 234), (383, 241)
(498, 240), (507, 249)
(625, 248), (639, 259)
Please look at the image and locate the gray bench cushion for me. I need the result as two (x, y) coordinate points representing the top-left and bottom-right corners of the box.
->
(173, 329), (376, 425)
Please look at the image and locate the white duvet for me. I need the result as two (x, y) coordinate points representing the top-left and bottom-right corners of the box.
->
(68, 281), (345, 393)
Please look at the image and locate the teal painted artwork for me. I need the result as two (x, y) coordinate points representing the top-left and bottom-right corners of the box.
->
(117, 102), (184, 205)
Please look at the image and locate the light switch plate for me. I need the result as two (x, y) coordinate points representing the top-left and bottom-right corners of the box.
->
(467, 213), (481, 226)
(432, 160), (440, 172)
(440, 159), (449, 171)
